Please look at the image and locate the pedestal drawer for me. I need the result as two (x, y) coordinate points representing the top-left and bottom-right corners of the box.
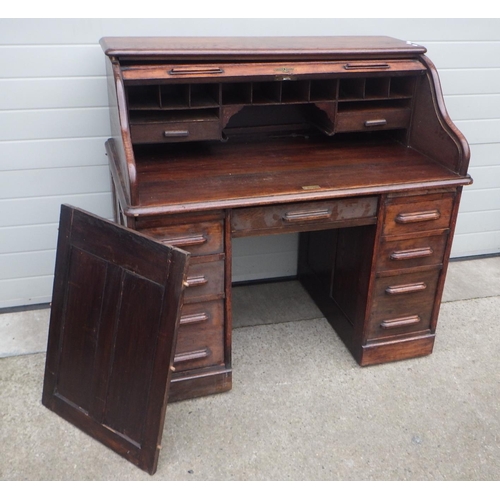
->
(174, 300), (224, 371)
(367, 269), (440, 341)
(141, 220), (224, 256)
(377, 233), (448, 273)
(183, 256), (225, 304)
(383, 192), (454, 236)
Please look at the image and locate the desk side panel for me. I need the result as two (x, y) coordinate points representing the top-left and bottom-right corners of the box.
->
(105, 57), (137, 206)
(409, 55), (470, 176)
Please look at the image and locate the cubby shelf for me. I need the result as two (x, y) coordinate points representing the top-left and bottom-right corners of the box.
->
(126, 75), (417, 144)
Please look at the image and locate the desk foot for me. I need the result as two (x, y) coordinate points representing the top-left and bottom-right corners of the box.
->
(358, 334), (435, 366)
(168, 368), (232, 402)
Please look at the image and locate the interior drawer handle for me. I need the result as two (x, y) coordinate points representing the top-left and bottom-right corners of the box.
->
(390, 247), (433, 260)
(395, 210), (441, 224)
(380, 315), (421, 329)
(185, 275), (208, 288)
(282, 209), (331, 222)
(179, 312), (209, 325)
(365, 119), (387, 127)
(164, 130), (190, 138)
(385, 282), (427, 295)
(169, 66), (224, 75)
(174, 348), (210, 364)
(161, 234), (207, 247)
(344, 62), (390, 70)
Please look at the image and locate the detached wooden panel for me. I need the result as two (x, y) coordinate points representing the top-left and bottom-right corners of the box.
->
(42, 205), (189, 474)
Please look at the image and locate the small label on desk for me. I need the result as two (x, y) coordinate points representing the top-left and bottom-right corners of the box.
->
(302, 185), (321, 190)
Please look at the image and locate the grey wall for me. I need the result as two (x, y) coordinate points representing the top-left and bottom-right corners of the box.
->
(1, 19), (499, 308)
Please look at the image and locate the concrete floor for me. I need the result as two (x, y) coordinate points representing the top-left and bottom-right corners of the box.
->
(1, 257), (500, 480)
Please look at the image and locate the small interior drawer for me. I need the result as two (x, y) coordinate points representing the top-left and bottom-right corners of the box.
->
(140, 220), (224, 256)
(367, 269), (440, 341)
(231, 196), (377, 237)
(183, 256), (225, 304)
(377, 233), (449, 273)
(334, 106), (411, 133)
(130, 119), (221, 144)
(383, 192), (455, 236)
(174, 300), (224, 372)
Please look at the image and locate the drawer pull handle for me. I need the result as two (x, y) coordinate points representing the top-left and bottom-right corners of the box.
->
(185, 275), (208, 288)
(344, 62), (390, 70)
(395, 210), (441, 224)
(180, 312), (209, 325)
(365, 119), (387, 127)
(385, 282), (427, 295)
(169, 66), (224, 75)
(390, 247), (433, 261)
(174, 348), (210, 364)
(161, 234), (207, 247)
(282, 209), (331, 222)
(164, 130), (190, 138)
(380, 315), (421, 329)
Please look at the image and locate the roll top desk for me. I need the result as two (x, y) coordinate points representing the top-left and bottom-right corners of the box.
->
(42, 37), (471, 473)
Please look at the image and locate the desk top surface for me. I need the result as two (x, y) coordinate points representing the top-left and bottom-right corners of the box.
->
(100, 36), (426, 61)
(114, 136), (470, 216)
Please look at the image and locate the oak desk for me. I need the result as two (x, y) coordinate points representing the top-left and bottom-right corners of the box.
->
(43, 37), (471, 474)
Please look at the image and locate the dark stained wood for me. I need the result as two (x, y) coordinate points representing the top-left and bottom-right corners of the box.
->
(383, 191), (455, 235)
(360, 334), (435, 366)
(182, 255), (225, 304)
(100, 36), (426, 61)
(366, 268), (441, 341)
(169, 367), (232, 403)
(104, 61), (137, 206)
(376, 232), (449, 274)
(107, 137), (471, 217)
(48, 36), (473, 471)
(121, 59), (427, 82)
(101, 36), (470, 395)
(430, 187), (465, 332)
(231, 196), (377, 237)
(174, 300), (224, 372)
(410, 57), (470, 176)
(139, 219), (224, 255)
(42, 205), (189, 474)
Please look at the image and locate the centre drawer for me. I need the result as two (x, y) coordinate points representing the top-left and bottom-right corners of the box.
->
(231, 197), (378, 237)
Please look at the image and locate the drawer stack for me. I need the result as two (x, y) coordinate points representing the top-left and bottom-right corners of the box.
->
(361, 191), (456, 364)
(136, 212), (229, 400)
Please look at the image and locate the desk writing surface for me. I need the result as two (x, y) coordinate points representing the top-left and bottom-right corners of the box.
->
(127, 135), (467, 214)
